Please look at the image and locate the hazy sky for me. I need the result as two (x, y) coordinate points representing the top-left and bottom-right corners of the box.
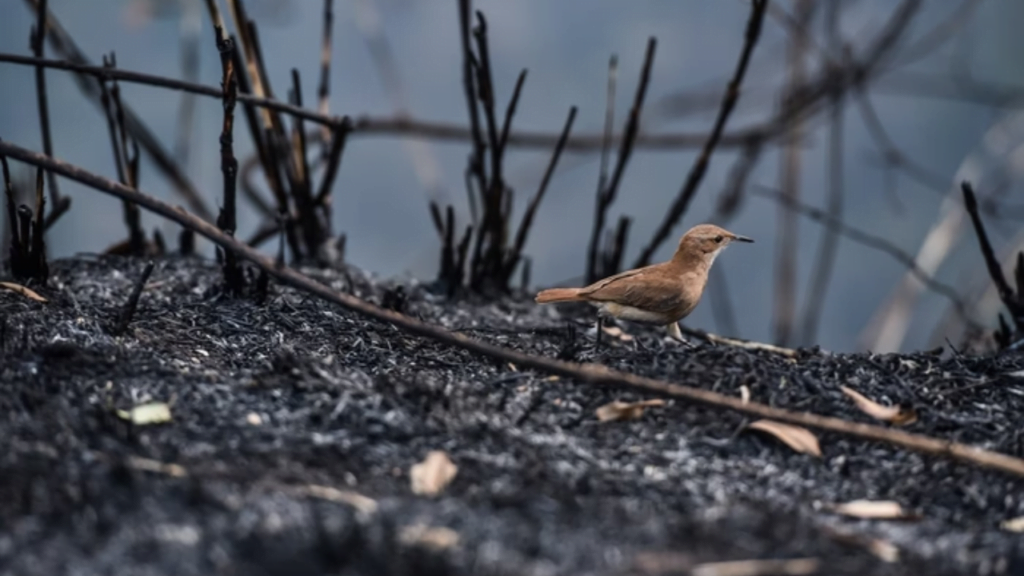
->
(2, 0), (1023, 353)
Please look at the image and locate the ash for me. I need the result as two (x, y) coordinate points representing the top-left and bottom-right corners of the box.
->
(1, 255), (1023, 576)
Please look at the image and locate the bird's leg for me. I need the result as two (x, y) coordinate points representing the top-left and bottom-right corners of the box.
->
(666, 322), (697, 349)
(594, 315), (604, 352)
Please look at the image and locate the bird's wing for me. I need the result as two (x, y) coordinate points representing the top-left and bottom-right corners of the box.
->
(578, 266), (685, 314)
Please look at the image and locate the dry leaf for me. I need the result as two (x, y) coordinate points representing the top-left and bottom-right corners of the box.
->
(602, 325), (635, 342)
(125, 455), (187, 477)
(746, 420), (821, 457)
(116, 402), (172, 425)
(297, 485), (378, 515)
(821, 526), (899, 563)
(1000, 516), (1024, 532)
(410, 450), (457, 497)
(0, 281), (47, 302)
(840, 386), (917, 426)
(595, 399), (666, 422)
(690, 557), (820, 576)
(398, 524), (460, 550)
(828, 499), (908, 519)
(867, 539), (900, 563)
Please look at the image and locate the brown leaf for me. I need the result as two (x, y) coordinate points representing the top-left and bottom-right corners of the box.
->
(410, 450), (458, 497)
(398, 524), (460, 550)
(827, 499), (909, 520)
(746, 420), (821, 457)
(297, 485), (378, 515)
(840, 386), (917, 426)
(116, 402), (172, 425)
(1000, 516), (1024, 532)
(0, 281), (47, 302)
(595, 399), (666, 422)
(602, 325), (635, 342)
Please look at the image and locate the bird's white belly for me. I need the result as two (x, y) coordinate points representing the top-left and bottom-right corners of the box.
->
(597, 302), (670, 324)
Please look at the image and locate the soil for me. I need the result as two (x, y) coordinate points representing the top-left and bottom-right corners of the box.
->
(1, 255), (1023, 576)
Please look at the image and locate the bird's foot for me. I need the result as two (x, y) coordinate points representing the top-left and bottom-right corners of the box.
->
(666, 323), (698, 349)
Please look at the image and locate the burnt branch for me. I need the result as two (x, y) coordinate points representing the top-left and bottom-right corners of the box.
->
(214, 25), (244, 295)
(506, 106), (578, 284)
(16, 3), (213, 221)
(586, 38), (656, 283)
(111, 261), (155, 336)
(633, 0), (768, 269)
(2, 155), (48, 284)
(961, 181), (1024, 347)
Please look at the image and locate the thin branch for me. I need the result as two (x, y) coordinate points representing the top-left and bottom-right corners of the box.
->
(751, 184), (973, 324)
(30, 0), (61, 207)
(508, 106), (577, 279)
(3, 139), (1024, 479)
(961, 182), (1024, 328)
(633, 0), (768, 269)
(586, 38), (656, 283)
(0, 52), (836, 152)
(799, 1), (843, 345)
(317, 0), (334, 143)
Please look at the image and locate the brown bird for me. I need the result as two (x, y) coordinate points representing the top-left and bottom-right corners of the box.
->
(535, 223), (753, 343)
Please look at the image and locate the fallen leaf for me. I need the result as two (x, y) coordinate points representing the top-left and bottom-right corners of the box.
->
(1000, 516), (1024, 532)
(0, 281), (47, 302)
(867, 539), (900, 563)
(116, 402), (172, 425)
(410, 450), (457, 497)
(840, 386), (917, 426)
(595, 399), (666, 422)
(398, 524), (460, 550)
(746, 420), (821, 457)
(828, 499), (908, 520)
(602, 325), (635, 342)
(690, 557), (820, 576)
(297, 484), (378, 515)
(821, 525), (899, 563)
(125, 455), (187, 477)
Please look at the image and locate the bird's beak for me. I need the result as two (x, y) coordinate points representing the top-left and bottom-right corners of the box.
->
(732, 234), (754, 243)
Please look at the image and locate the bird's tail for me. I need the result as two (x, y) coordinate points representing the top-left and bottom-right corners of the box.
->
(535, 287), (584, 303)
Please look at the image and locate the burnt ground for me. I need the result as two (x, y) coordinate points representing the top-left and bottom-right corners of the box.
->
(1, 255), (1023, 576)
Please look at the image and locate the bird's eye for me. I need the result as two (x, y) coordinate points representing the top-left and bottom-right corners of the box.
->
(714, 235), (723, 243)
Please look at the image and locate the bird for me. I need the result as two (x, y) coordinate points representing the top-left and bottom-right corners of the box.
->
(534, 223), (753, 344)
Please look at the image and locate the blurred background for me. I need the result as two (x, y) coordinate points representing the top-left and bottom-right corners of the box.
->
(2, 0), (1024, 354)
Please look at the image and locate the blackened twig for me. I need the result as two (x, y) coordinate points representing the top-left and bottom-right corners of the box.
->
(214, 26), (243, 295)
(507, 106), (577, 282)
(317, 0), (334, 143)
(457, 0), (487, 199)
(113, 261), (155, 336)
(633, 0), (769, 269)
(31, 0), (61, 207)
(961, 181), (1024, 330)
(587, 38), (655, 283)
(591, 55), (617, 273)
(18, 2), (212, 221)
(498, 70), (528, 157)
